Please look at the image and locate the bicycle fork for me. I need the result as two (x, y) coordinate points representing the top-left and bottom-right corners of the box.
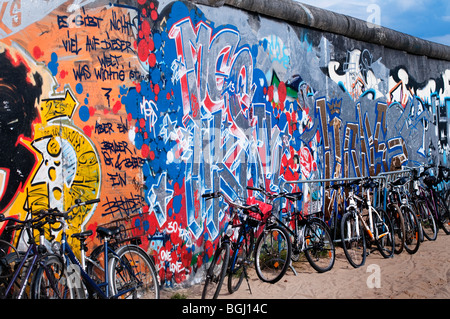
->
(2, 244), (37, 299)
(232, 241), (253, 295)
(346, 193), (373, 242)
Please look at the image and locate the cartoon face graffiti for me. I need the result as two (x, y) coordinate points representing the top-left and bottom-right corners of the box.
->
(0, 49), (42, 212)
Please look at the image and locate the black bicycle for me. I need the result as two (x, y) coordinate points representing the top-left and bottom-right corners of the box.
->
(334, 178), (394, 268)
(386, 176), (421, 254)
(248, 186), (334, 279)
(411, 165), (450, 236)
(0, 210), (69, 299)
(201, 191), (263, 299)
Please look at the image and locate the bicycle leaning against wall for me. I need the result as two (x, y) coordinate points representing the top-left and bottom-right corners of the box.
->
(408, 168), (438, 241)
(248, 185), (335, 278)
(0, 209), (69, 299)
(436, 165), (450, 207)
(411, 165), (450, 237)
(201, 191), (266, 299)
(385, 175), (421, 254)
(33, 199), (160, 299)
(336, 177), (395, 268)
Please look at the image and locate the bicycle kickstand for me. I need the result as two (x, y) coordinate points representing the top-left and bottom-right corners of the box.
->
(289, 260), (298, 276)
(243, 265), (252, 295)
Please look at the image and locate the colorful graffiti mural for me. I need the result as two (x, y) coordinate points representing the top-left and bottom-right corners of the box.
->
(0, 0), (449, 287)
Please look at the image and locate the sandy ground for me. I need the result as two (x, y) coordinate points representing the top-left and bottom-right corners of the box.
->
(161, 229), (450, 299)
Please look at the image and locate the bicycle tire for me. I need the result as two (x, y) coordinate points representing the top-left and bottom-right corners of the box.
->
(85, 243), (112, 295)
(401, 206), (420, 254)
(227, 229), (254, 294)
(373, 208), (395, 258)
(340, 209), (366, 268)
(414, 200), (438, 241)
(387, 203), (405, 254)
(108, 245), (160, 299)
(202, 242), (229, 299)
(0, 240), (21, 297)
(31, 255), (75, 299)
(0, 251), (28, 299)
(436, 195), (450, 235)
(304, 218), (335, 273)
(65, 263), (88, 299)
(254, 224), (291, 284)
(446, 192), (450, 212)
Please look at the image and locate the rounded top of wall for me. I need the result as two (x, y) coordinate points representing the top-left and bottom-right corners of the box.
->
(190, 0), (450, 61)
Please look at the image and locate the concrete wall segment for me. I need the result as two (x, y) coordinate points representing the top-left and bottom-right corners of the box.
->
(0, 0), (449, 290)
(191, 0), (450, 61)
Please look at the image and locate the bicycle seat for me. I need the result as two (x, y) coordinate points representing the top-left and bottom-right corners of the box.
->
(96, 226), (120, 239)
(423, 176), (437, 187)
(284, 191), (303, 201)
(72, 230), (93, 240)
(391, 176), (408, 186)
(362, 180), (378, 188)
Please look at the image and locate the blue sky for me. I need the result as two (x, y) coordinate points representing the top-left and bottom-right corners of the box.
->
(296, 0), (450, 46)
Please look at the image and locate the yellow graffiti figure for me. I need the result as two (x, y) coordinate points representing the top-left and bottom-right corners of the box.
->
(32, 86), (101, 246)
(0, 42), (100, 253)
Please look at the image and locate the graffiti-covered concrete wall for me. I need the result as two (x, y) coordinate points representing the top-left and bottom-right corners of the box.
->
(0, 0), (449, 287)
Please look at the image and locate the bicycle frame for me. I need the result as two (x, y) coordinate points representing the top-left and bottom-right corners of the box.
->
(413, 179), (439, 221)
(60, 231), (140, 299)
(202, 191), (261, 295)
(61, 232), (107, 298)
(204, 192), (257, 256)
(411, 165), (448, 224)
(345, 184), (389, 242)
(343, 186), (364, 240)
(1, 218), (63, 299)
(3, 241), (38, 299)
(360, 188), (376, 240)
(267, 194), (321, 254)
(390, 178), (414, 212)
(229, 213), (253, 273)
(247, 186), (315, 254)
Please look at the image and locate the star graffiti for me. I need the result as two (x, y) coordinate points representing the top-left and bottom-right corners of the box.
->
(147, 171), (174, 226)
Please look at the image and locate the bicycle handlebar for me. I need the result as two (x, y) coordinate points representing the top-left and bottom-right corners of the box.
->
(0, 198), (101, 230)
(246, 186), (276, 199)
(202, 191), (262, 216)
(202, 192), (218, 200)
(246, 186), (303, 202)
(66, 198), (100, 214)
(326, 177), (381, 191)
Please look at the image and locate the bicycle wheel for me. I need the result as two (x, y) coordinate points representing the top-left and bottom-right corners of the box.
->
(387, 203), (405, 254)
(227, 229), (254, 294)
(304, 218), (335, 272)
(0, 240), (21, 298)
(446, 192), (450, 212)
(31, 255), (75, 299)
(373, 208), (395, 258)
(85, 243), (115, 298)
(402, 206), (420, 254)
(108, 245), (160, 299)
(0, 251), (28, 299)
(436, 195), (450, 235)
(86, 244), (107, 283)
(202, 242), (229, 299)
(254, 225), (291, 284)
(340, 209), (366, 268)
(414, 200), (438, 241)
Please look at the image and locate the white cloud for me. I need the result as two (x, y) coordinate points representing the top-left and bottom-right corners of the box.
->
(385, 0), (433, 12)
(426, 34), (450, 46)
(295, 0), (450, 46)
(392, 0), (418, 11)
(297, 0), (371, 20)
